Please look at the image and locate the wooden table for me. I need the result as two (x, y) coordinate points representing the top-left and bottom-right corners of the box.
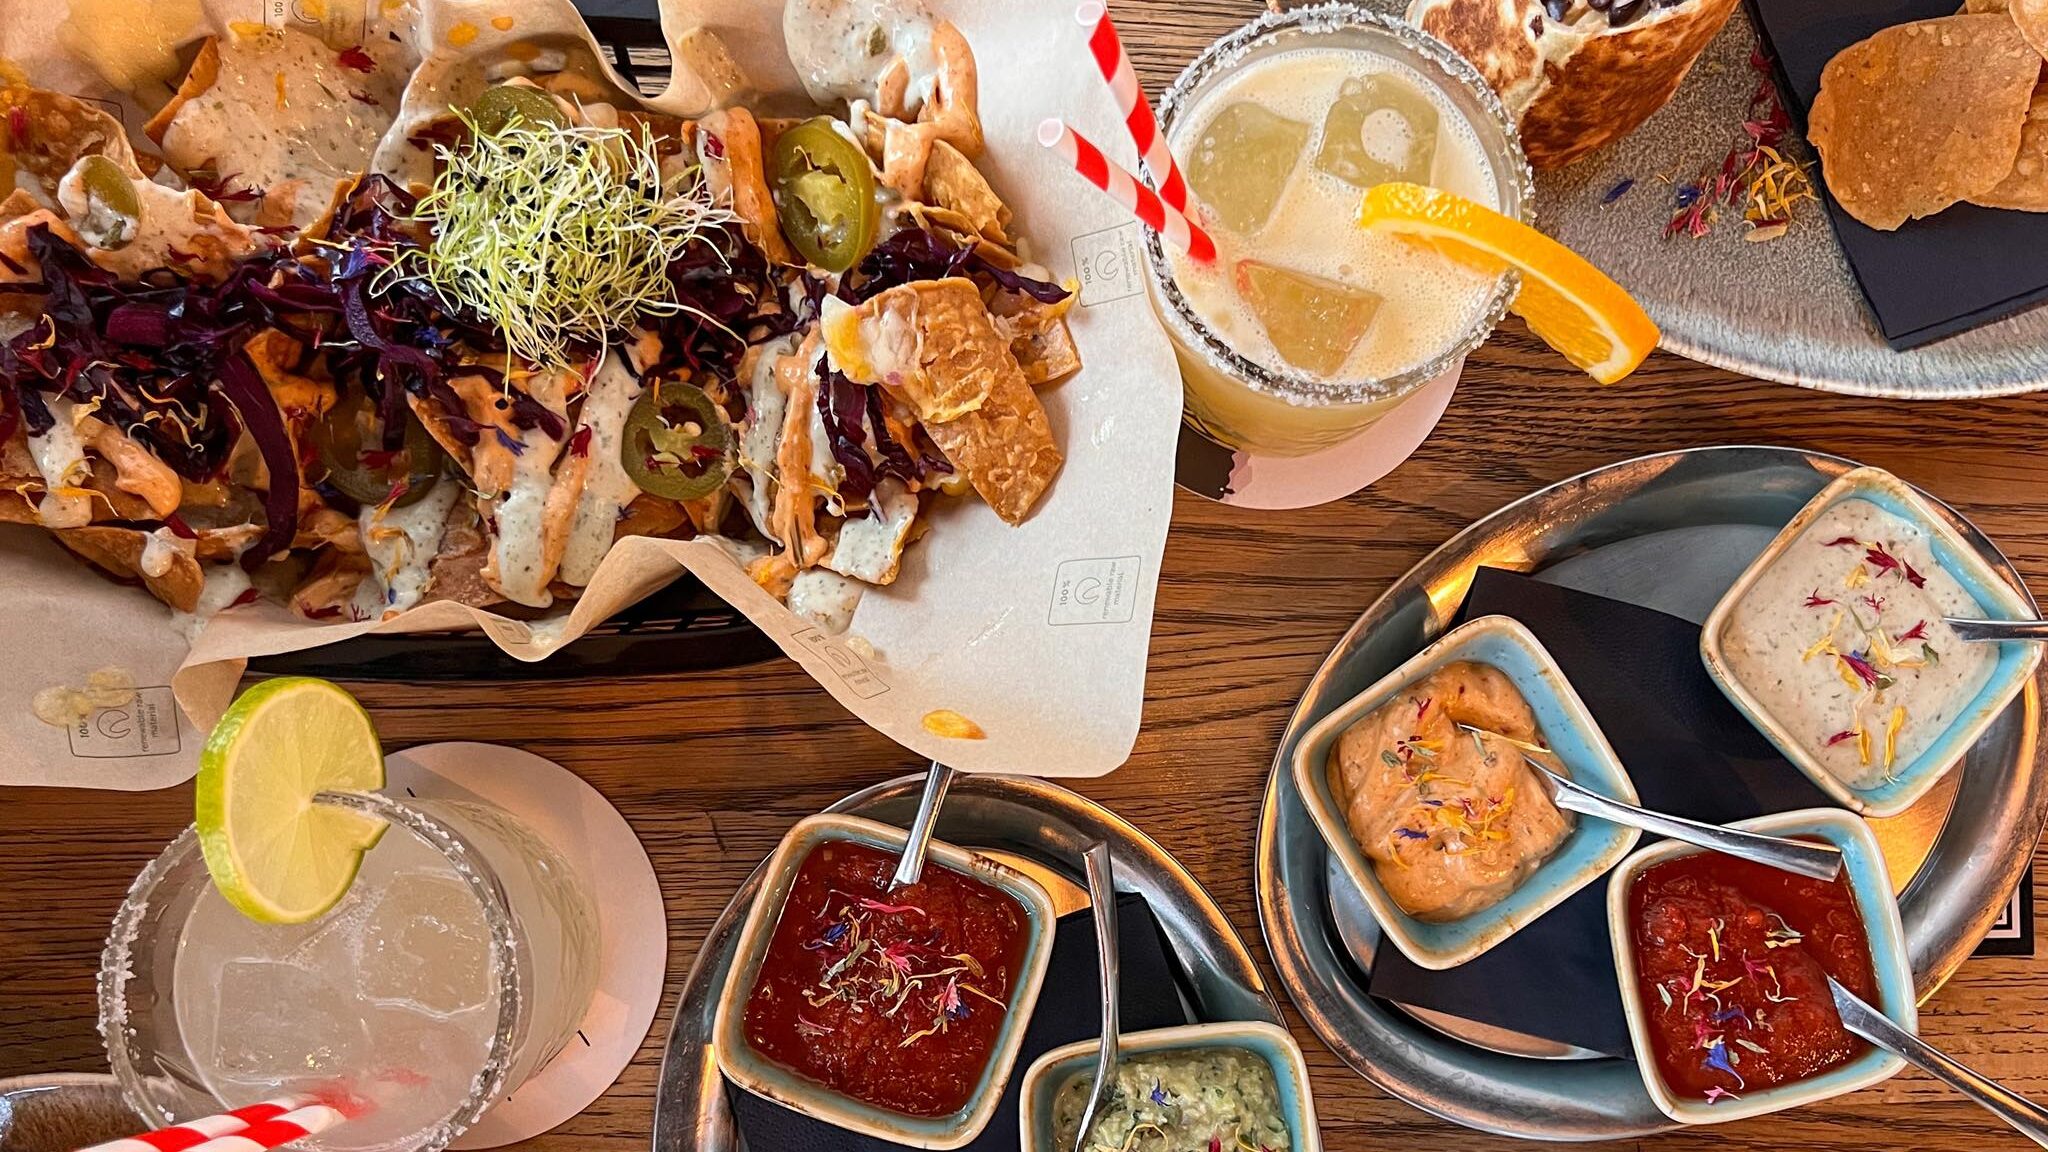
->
(6, 6), (2048, 1151)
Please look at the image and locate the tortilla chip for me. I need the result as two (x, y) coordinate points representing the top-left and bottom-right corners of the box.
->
(144, 38), (221, 144)
(924, 140), (1010, 245)
(422, 501), (502, 609)
(2015, 0), (2048, 56)
(615, 493), (689, 541)
(2, 87), (144, 205)
(245, 328), (337, 418)
(990, 293), (1082, 387)
(1964, 0), (2011, 11)
(1973, 83), (2048, 208)
(1809, 16), (2039, 230)
(832, 278), (1060, 525)
(55, 525), (204, 612)
(291, 547), (369, 620)
(0, 188), (36, 224)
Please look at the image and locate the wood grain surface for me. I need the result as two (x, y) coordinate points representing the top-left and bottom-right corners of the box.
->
(4, 4), (2047, 1152)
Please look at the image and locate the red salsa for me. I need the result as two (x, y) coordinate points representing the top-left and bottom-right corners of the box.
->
(741, 839), (1030, 1118)
(1627, 846), (1878, 1104)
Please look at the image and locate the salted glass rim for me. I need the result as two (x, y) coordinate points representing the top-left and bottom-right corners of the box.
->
(1145, 2), (1537, 408)
(97, 793), (522, 1152)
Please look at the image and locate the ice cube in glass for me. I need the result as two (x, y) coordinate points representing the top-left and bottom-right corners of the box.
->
(1188, 101), (1310, 235)
(1315, 74), (1439, 189)
(211, 959), (367, 1081)
(355, 872), (494, 1017)
(1235, 260), (1384, 377)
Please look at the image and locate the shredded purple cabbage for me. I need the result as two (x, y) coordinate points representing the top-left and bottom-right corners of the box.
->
(816, 364), (876, 507)
(847, 227), (1069, 305)
(214, 351), (299, 570)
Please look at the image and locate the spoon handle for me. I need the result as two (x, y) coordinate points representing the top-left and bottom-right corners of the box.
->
(890, 761), (955, 889)
(1074, 842), (1120, 1152)
(1538, 764), (1843, 881)
(1946, 618), (2048, 643)
(1831, 979), (2048, 1149)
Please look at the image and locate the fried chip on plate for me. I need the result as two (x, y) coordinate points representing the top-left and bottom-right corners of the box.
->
(1962, 0), (2009, 13)
(1973, 83), (2048, 209)
(1809, 15), (2039, 230)
(55, 525), (204, 613)
(989, 292), (1082, 388)
(923, 140), (1010, 245)
(825, 278), (1061, 525)
(1, 87), (143, 205)
(2014, 0), (2048, 56)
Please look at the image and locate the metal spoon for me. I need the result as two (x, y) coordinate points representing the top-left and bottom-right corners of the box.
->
(1944, 618), (2048, 643)
(1829, 977), (2048, 1148)
(889, 761), (955, 890)
(1070, 841), (1121, 1152)
(1456, 725), (1843, 880)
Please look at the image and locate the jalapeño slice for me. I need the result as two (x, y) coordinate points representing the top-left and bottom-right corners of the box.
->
(622, 380), (734, 502)
(465, 84), (568, 136)
(770, 116), (880, 273)
(311, 391), (445, 507)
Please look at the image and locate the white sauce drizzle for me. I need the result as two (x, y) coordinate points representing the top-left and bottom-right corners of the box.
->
(352, 479), (461, 620)
(738, 334), (798, 542)
(490, 436), (562, 609)
(139, 525), (193, 578)
(558, 354), (645, 587)
(158, 26), (405, 227)
(788, 568), (864, 635)
(825, 478), (917, 583)
(27, 397), (93, 528)
(171, 562), (253, 644)
(782, 0), (940, 113)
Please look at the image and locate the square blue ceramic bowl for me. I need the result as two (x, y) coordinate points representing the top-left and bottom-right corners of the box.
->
(1016, 1021), (1321, 1152)
(1290, 615), (1642, 970)
(1607, 808), (1914, 1125)
(711, 814), (1057, 1149)
(1702, 466), (2042, 817)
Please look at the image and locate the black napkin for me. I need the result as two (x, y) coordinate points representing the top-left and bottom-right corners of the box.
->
(1746, 0), (2048, 349)
(1363, 567), (1833, 1057)
(732, 892), (1192, 1150)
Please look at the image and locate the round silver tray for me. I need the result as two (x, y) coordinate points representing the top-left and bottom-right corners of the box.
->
(652, 773), (1280, 1152)
(1256, 445), (2048, 1139)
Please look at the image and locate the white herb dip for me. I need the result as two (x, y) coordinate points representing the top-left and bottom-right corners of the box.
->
(1720, 498), (1995, 787)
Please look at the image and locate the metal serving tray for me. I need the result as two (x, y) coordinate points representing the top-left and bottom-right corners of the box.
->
(1256, 445), (2047, 1139)
(651, 772), (1280, 1152)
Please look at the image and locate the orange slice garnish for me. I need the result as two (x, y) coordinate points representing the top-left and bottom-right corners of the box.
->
(1356, 183), (1660, 384)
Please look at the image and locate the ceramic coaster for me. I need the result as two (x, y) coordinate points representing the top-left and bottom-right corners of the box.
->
(381, 742), (664, 1149)
(1173, 360), (1460, 510)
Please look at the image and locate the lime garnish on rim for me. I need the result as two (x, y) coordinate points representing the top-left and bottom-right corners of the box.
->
(195, 677), (388, 925)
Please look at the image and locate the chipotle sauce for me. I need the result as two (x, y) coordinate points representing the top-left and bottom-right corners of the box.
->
(740, 839), (1030, 1118)
(1627, 847), (1878, 1102)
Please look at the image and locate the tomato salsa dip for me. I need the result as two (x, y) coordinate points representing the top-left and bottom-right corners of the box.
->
(739, 838), (1031, 1118)
(1625, 848), (1878, 1104)
(1326, 661), (1574, 921)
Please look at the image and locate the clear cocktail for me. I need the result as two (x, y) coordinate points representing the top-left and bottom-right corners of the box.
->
(101, 794), (600, 1152)
(1148, 7), (1531, 456)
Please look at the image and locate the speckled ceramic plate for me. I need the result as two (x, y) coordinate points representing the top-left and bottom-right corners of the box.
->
(1363, 1), (2048, 397)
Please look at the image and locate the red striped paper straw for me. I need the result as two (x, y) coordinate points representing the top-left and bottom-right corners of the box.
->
(1037, 118), (1216, 263)
(1076, 1), (1190, 213)
(79, 1098), (347, 1152)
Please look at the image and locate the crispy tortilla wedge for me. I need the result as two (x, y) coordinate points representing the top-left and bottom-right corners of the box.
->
(826, 278), (1060, 525)
(55, 525), (205, 613)
(2, 87), (144, 205)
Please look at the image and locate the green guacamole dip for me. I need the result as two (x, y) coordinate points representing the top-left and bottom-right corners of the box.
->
(1050, 1045), (1292, 1151)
